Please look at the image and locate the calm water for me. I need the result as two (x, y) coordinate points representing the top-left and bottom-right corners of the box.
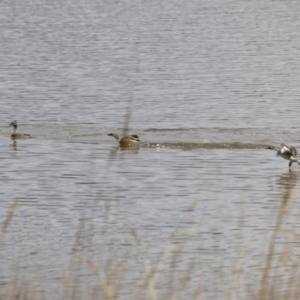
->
(1, 0), (300, 299)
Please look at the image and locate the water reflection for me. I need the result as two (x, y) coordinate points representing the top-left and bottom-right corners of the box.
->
(258, 170), (299, 297)
(108, 146), (140, 158)
(10, 139), (17, 151)
(278, 170), (298, 204)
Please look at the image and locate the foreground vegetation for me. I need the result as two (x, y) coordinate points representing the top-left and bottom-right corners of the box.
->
(0, 175), (300, 300)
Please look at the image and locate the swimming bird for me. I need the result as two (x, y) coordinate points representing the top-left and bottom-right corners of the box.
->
(266, 143), (300, 167)
(10, 121), (31, 139)
(107, 133), (140, 148)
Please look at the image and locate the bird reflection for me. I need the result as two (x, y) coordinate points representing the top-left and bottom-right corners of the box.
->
(109, 145), (140, 156)
(106, 145), (139, 171)
(119, 146), (140, 153)
(10, 138), (17, 151)
(277, 170), (298, 204)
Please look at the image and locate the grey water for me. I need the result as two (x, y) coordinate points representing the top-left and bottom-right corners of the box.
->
(1, 0), (300, 298)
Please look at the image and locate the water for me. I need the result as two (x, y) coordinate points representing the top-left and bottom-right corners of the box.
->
(1, 0), (300, 299)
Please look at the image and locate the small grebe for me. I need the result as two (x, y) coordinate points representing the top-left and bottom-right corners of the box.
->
(10, 121), (31, 139)
(107, 133), (140, 148)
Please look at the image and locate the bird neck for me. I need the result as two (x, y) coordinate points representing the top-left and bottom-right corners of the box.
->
(11, 126), (17, 135)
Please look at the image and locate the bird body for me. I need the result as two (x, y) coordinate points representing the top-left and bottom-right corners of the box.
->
(108, 133), (140, 148)
(267, 143), (300, 167)
(10, 121), (31, 139)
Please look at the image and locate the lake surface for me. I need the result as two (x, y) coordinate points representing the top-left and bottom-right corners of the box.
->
(1, 0), (300, 299)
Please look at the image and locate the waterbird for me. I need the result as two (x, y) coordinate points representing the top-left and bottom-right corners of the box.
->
(266, 143), (300, 167)
(10, 121), (31, 139)
(107, 133), (140, 148)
